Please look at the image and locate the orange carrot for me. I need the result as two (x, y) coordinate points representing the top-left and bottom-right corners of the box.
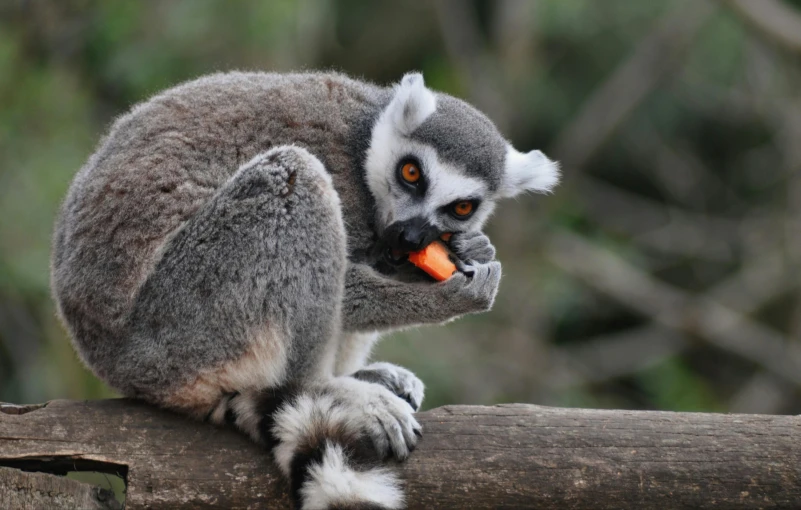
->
(408, 240), (457, 281)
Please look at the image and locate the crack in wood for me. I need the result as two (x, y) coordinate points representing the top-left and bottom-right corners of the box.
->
(0, 403), (48, 415)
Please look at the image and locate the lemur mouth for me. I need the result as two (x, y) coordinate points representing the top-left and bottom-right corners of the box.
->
(383, 247), (409, 266)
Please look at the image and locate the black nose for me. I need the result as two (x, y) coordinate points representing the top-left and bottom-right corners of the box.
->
(385, 217), (438, 252)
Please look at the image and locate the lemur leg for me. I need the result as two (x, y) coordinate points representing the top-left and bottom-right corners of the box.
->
(125, 146), (416, 509)
(334, 332), (380, 376)
(124, 146), (345, 408)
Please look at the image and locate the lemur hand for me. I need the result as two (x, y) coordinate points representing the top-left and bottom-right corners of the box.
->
(440, 259), (502, 314)
(449, 231), (496, 264)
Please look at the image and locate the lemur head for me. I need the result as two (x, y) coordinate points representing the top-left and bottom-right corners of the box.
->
(365, 72), (560, 257)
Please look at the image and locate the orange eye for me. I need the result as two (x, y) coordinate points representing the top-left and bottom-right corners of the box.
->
(453, 201), (474, 217)
(401, 162), (421, 183)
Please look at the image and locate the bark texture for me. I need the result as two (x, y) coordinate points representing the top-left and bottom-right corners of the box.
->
(0, 466), (120, 510)
(1, 399), (799, 509)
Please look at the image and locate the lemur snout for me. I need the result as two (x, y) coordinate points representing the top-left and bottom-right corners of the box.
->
(384, 217), (440, 253)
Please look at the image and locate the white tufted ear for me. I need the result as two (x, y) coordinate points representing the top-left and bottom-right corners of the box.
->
(499, 146), (560, 197)
(385, 72), (437, 135)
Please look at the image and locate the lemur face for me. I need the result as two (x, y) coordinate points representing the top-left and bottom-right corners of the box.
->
(370, 132), (494, 254)
(364, 73), (560, 256)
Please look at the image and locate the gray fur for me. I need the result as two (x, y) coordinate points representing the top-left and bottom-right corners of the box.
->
(121, 147), (345, 398)
(51, 70), (557, 508)
(52, 72), (386, 396)
(411, 94), (508, 192)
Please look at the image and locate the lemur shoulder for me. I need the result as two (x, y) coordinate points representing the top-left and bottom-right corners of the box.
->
(51, 71), (559, 510)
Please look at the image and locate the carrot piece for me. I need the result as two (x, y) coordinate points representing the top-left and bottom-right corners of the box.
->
(408, 241), (457, 281)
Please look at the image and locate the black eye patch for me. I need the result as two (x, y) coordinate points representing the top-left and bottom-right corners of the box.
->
(396, 156), (427, 197)
(443, 199), (480, 220)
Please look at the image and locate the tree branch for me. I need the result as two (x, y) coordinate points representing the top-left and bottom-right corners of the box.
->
(552, 1), (715, 170)
(723, 0), (801, 55)
(545, 231), (801, 388)
(1, 399), (800, 509)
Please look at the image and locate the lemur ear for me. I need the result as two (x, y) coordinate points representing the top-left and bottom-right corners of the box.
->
(499, 146), (560, 197)
(386, 73), (437, 135)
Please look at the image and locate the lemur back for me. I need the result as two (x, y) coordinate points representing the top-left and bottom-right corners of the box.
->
(52, 71), (559, 509)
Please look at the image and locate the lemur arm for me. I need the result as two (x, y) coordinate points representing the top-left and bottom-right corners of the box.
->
(341, 259), (500, 333)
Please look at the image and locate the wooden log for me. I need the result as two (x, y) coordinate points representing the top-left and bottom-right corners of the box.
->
(1, 399), (799, 509)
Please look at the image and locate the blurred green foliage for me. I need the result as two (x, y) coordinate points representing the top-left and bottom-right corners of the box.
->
(1, 0), (799, 414)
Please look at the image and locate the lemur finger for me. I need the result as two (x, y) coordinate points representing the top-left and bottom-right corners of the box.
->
(406, 372), (425, 411)
(364, 418), (392, 459)
(438, 263), (500, 314)
(383, 392), (420, 453)
(452, 232), (496, 264)
(467, 260), (501, 284)
(454, 258), (473, 275)
(369, 394), (418, 460)
(400, 412), (421, 448)
(390, 396), (420, 448)
(388, 406), (420, 456)
(463, 260), (502, 309)
(401, 384), (423, 412)
(380, 415), (411, 460)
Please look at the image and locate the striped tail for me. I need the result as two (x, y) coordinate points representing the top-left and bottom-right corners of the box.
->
(210, 386), (406, 510)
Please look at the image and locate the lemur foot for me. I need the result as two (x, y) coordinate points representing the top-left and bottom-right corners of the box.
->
(352, 362), (425, 411)
(450, 231), (496, 264)
(330, 377), (421, 460)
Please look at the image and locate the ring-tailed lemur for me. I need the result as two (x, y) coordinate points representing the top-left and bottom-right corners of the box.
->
(51, 71), (559, 509)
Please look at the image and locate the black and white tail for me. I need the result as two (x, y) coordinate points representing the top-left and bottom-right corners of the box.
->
(210, 386), (406, 510)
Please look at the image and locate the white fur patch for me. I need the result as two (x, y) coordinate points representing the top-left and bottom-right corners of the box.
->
(271, 393), (358, 476)
(500, 146), (560, 197)
(335, 331), (381, 376)
(365, 130), (489, 233)
(424, 160), (487, 211)
(229, 391), (261, 440)
(300, 443), (404, 510)
(388, 73), (437, 136)
(366, 73), (437, 231)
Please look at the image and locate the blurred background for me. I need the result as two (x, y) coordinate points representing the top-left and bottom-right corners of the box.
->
(1, 0), (800, 415)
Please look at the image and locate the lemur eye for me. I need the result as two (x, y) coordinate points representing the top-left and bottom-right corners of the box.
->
(401, 162), (421, 184)
(452, 201), (474, 218)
